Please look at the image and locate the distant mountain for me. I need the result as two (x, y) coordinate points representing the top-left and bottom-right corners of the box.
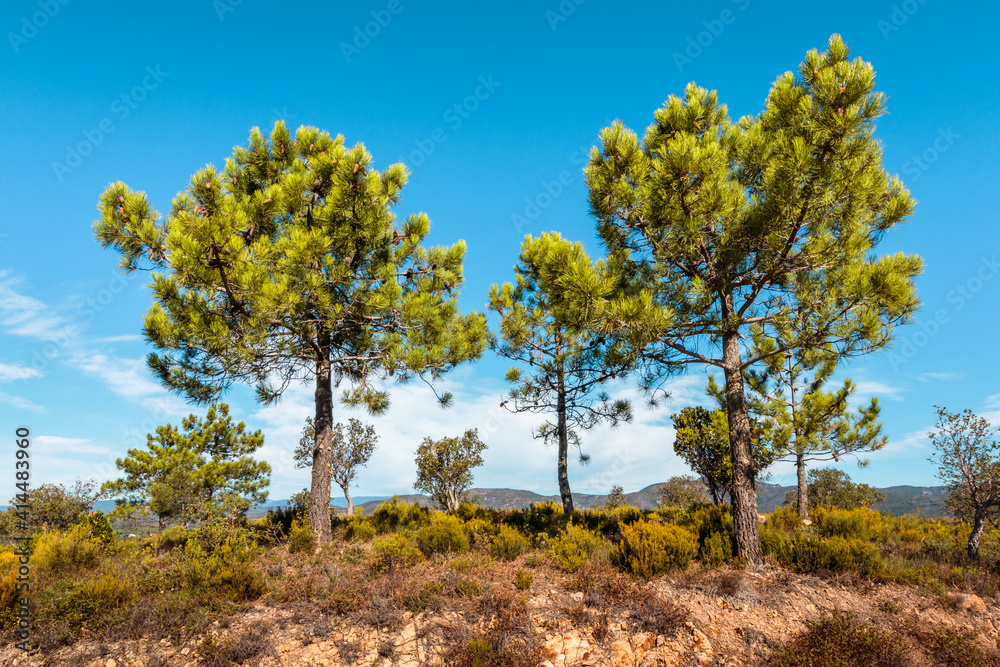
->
(91, 483), (950, 519)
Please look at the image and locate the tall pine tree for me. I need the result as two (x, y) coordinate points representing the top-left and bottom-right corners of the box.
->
(585, 35), (921, 564)
(488, 233), (632, 512)
(95, 122), (486, 542)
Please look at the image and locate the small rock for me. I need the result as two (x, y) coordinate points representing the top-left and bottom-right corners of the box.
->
(571, 591), (584, 602)
(951, 593), (987, 613)
(105, 660), (117, 667)
(180, 648), (190, 656)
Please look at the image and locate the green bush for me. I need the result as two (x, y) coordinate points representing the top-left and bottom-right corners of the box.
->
(68, 575), (133, 620)
(701, 530), (734, 568)
(549, 524), (606, 573)
(512, 501), (570, 538)
(75, 510), (116, 546)
(345, 516), (377, 542)
(177, 525), (263, 600)
(615, 520), (697, 579)
(812, 507), (889, 542)
(369, 535), (424, 573)
(415, 514), (470, 556)
(372, 496), (431, 533)
(463, 517), (498, 547)
(580, 505), (648, 541)
(515, 567), (533, 591)
(765, 611), (908, 667)
(763, 531), (885, 579)
(766, 506), (804, 533)
(288, 519), (316, 554)
(155, 525), (190, 551)
(32, 526), (102, 573)
(491, 525), (529, 561)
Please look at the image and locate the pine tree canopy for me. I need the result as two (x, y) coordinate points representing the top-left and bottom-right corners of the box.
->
(584, 34), (922, 564)
(94, 121), (487, 411)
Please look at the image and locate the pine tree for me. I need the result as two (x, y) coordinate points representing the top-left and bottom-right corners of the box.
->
(101, 403), (270, 531)
(488, 232), (632, 512)
(585, 35), (921, 564)
(94, 122), (486, 542)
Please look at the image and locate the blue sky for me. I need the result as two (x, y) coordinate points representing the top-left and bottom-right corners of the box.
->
(2, 0), (999, 504)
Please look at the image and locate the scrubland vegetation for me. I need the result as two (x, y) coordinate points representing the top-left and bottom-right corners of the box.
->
(3, 496), (999, 665)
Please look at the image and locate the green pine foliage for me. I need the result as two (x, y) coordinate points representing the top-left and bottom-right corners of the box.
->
(94, 122), (487, 542)
(584, 35), (922, 564)
(488, 232), (634, 512)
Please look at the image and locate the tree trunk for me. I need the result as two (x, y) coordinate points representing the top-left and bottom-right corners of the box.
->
(158, 515), (165, 533)
(796, 452), (809, 519)
(309, 337), (334, 544)
(968, 509), (986, 560)
(340, 483), (354, 516)
(722, 329), (763, 567)
(556, 368), (574, 514)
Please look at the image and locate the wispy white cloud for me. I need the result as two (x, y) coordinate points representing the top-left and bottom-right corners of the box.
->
(852, 380), (904, 401)
(0, 271), (76, 341)
(0, 391), (43, 412)
(917, 372), (962, 383)
(0, 363), (42, 382)
(34, 435), (112, 456)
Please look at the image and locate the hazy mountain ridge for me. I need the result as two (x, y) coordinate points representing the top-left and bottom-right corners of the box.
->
(241, 482), (950, 517)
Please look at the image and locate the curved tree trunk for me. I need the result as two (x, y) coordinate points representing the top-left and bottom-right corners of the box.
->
(968, 510), (986, 560)
(309, 335), (334, 544)
(796, 453), (809, 519)
(340, 482), (354, 516)
(722, 329), (763, 567)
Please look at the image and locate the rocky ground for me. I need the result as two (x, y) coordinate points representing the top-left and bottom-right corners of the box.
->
(5, 564), (997, 667)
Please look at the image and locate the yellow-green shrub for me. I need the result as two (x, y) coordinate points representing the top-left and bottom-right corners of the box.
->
(32, 526), (102, 573)
(56, 575), (133, 626)
(812, 507), (889, 542)
(701, 530), (734, 568)
(549, 524), (605, 573)
(763, 531), (885, 579)
(767, 506), (804, 533)
(487, 524), (526, 561)
(0, 551), (22, 628)
(615, 520), (697, 578)
(415, 514), (470, 556)
(371, 496), (431, 533)
(463, 517), (498, 547)
(177, 528), (263, 600)
(370, 535), (424, 572)
(288, 519), (316, 554)
(345, 516), (377, 542)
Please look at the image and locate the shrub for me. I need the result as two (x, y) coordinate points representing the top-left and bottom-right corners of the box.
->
(516, 501), (569, 537)
(56, 575), (134, 627)
(701, 530), (734, 568)
(763, 532), (885, 579)
(287, 519), (316, 554)
(415, 514), (470, 556)
(345, 516), (377, 542)
(615, 520), (697, 578)
(515, 567), (533, 591)
(549, 525), (605, 573)
(491, 525), (529, 561)
(372, 496), (431, 533)
(464, 517), (499, 548)
(32, 526), (102, 573)
(75, 510), (116, 546)
(177, 526), (263, 601)
(764, 611), (908, 667)
(767, 506), (804, 533)
(0, 550), (21, 628)
(156, 525), (191, 551)
(369, 535), (424, 573)
(918, 627), (999, 667)
(812, 507), (888, 542)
